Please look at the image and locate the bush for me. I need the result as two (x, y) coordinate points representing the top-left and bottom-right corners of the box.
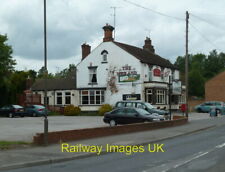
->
(64, 105), (81, 116)
(98, 104), (113, 116)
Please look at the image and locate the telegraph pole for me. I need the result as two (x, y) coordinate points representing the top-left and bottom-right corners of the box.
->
(43, 0), (48, 146)
(185, 11), (189, 118)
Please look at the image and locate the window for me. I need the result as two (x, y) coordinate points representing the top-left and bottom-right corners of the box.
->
(89, 67), (97, 84)
(80, 90), (105, 105)
(101, 50), (108, 63)
(156, 90), (166, 104)
(146, 89), (153, 104)
(56, 92), (62, 105)
(65, 92), (71, 105)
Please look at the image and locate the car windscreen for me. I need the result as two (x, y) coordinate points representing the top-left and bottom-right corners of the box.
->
(144, 103), (155, 109)
(34, 105), (45, 109)
(135, 108), (150, 116)
(12, 105), (23, 109)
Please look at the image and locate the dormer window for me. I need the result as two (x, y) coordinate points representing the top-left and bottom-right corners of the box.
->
(101, 50), (108, 63)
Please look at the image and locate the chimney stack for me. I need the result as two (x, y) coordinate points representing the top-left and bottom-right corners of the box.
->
(143, 37), (155, 53)
(81, 43), (91, 60)
(102, 23), (114, 42)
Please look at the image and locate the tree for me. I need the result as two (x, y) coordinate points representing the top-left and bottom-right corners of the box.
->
(54, 64), (76, 78)
(0, 34), (16, 106)
(174, 50), (225, 98)
(37, 66), (54, 78)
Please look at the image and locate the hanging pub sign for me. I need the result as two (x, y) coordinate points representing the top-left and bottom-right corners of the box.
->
(153, 68), (161, 77)
(172, 80), (182, 95)
(117, 64), (140, 82)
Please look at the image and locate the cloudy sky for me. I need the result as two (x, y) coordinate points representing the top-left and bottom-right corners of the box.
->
(0, 0), (225, 73)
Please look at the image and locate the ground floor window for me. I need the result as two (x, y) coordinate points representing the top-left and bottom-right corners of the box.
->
(178, 94), (185, 104)
(56, 92), (62, 105)
(80, 90), (105, 105)
(65, 92), (71, 105)
(156, 89), (166, 104)
(146, 89), (153, 104)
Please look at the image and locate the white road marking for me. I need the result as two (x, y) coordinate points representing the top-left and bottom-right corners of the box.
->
(215, 142), (225, 148)
(173, 151), (208, 168)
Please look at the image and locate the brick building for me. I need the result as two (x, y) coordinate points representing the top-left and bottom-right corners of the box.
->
(205, 71), (225, 102)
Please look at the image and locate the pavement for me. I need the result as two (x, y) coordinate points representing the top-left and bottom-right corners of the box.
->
(1, 115), (225, 171)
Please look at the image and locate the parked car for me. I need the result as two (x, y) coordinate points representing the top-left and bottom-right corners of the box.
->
(24, 105), (47, 117)
(0, 105), (25, 118)
(115, 101), (169, 119)
(195, 101), (225, 113)
(103, 107), (165, 126)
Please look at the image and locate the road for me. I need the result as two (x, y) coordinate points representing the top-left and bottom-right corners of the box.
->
(3, 122), (225, 172)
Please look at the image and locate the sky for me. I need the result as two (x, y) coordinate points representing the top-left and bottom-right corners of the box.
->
(0, 0), (225, 74)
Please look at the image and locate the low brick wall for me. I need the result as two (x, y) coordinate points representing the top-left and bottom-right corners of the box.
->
(33, 117), (188, 145)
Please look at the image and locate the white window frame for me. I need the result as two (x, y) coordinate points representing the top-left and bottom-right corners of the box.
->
(89, 67), (97, 84)
(65, 92), (71, 105)
(80, 90), (105, 105)
(146, 89), (153, 104)
(156, 90), (166, 104)
(56, 92), (62, 105)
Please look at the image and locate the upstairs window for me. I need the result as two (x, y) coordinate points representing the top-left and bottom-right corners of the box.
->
(88, 66), (97, 84)
(101, 50), (108, 63)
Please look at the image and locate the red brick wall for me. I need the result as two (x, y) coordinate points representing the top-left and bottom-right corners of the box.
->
(205, 71), (225, 102)
(33, 117), (188, 145)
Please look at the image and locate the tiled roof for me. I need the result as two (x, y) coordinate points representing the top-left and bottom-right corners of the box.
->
(113, 42), (175, 69)
(31, 74), (76, 91)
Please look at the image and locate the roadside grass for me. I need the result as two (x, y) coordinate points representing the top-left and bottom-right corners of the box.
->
(0, 141), (31, 150)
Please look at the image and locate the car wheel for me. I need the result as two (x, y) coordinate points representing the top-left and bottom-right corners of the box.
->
(9, 113), (13, 118)
(109, 120), (117, 127)
(32, 113), (37, 117)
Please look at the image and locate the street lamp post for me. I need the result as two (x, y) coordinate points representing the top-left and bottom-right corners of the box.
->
(43, 0), (48, 146)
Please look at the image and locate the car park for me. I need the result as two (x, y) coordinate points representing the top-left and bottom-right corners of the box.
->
(103, 107), (165, 126)
(195, 101), (225, 114)
(24, 105), (47, 117)
(0, 105), (25, 118)
(115, 101), (169, 119)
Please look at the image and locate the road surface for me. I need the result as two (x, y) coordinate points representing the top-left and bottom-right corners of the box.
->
(3, 122), (225, 172)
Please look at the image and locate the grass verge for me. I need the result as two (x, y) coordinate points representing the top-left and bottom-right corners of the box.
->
(0, 141), (31, 150)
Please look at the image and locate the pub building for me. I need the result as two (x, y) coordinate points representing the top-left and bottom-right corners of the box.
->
(76, 24), (185, 112)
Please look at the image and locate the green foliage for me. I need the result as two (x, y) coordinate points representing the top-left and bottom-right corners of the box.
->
(174, 50), (225, 98)
(55, 64), (76, 78)
(64, 105), (81, 116)
(0, 34), (16, 106)
(98, 104), (113, 116)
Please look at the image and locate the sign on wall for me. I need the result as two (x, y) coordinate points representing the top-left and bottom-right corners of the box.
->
(117, 65), (140, 82)
(153, 68), (161, 77)
(172, 81), (181, 95)
(123, 94), (141, 100)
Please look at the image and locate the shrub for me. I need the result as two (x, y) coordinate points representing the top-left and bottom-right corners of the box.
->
(98, 104), (113, 116)
(64, 105), (81, 116)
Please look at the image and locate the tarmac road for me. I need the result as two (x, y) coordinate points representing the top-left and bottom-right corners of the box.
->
(3, 122), (225, 172)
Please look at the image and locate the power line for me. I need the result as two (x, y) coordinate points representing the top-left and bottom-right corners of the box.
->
(190, 13), (225, 32)
(123, 0), (184, 21)
(189, 22), (222, 51)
